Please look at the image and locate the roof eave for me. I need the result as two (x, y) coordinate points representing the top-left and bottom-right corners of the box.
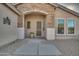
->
(3, 3), (21, 16)
(50, 3), (79, 17)
(4, 3), (79, 17)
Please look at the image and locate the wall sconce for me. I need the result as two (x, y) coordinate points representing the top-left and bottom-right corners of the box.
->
(3, 17), (11, 25)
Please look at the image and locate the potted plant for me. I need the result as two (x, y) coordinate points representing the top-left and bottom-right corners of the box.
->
(30, 32), (35, 38)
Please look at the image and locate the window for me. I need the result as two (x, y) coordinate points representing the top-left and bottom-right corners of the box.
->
(58, 19), (64, 34)
(67, 19), (75, 34)
(27, 21), (30, 29)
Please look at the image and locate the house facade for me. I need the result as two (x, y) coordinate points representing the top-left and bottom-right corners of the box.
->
(16, 3), (79, 40)
(0, 3), (79, 46)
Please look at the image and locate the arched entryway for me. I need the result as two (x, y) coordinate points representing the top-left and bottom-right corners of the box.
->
(24, 12), (46, 38)
(17, 4), (55, 40)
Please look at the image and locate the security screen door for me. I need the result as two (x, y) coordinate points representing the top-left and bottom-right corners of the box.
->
(36, 21), (42, 37)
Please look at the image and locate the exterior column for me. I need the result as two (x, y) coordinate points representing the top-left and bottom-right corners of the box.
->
(17, 15), (24, 39)
(45, 15), (55, 40)
(46, 15), (54, 28)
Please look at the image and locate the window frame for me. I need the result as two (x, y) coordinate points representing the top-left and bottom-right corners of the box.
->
(67, 18), (76, 35)
(56, 18), (65, 35)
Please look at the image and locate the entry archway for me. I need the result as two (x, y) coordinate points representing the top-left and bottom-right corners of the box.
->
(24, 12), (46, 38)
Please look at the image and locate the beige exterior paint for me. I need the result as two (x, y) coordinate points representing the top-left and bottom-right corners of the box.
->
(1, 3), (79, 48)
(16, 3), (79, 39)
(0, 4), (18, 47)
(1, 3), (79, 40)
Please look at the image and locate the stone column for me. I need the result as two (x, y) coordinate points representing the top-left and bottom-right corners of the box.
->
(45, 14), (55, 40)
(46, 15), (54, 28)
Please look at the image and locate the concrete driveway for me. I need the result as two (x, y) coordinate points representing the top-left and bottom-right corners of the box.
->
(0, 38), (61, 56)
(0, 38), (79, 56)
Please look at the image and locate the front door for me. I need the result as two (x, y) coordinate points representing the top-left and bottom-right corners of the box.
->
(36, 21), (42, 37)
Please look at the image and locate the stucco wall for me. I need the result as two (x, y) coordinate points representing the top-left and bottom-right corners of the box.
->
(55, 8), (79, 39)
(0, 4), (18, 47)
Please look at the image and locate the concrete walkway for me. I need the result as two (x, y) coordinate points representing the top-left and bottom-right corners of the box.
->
(0, 38), (61, 56)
